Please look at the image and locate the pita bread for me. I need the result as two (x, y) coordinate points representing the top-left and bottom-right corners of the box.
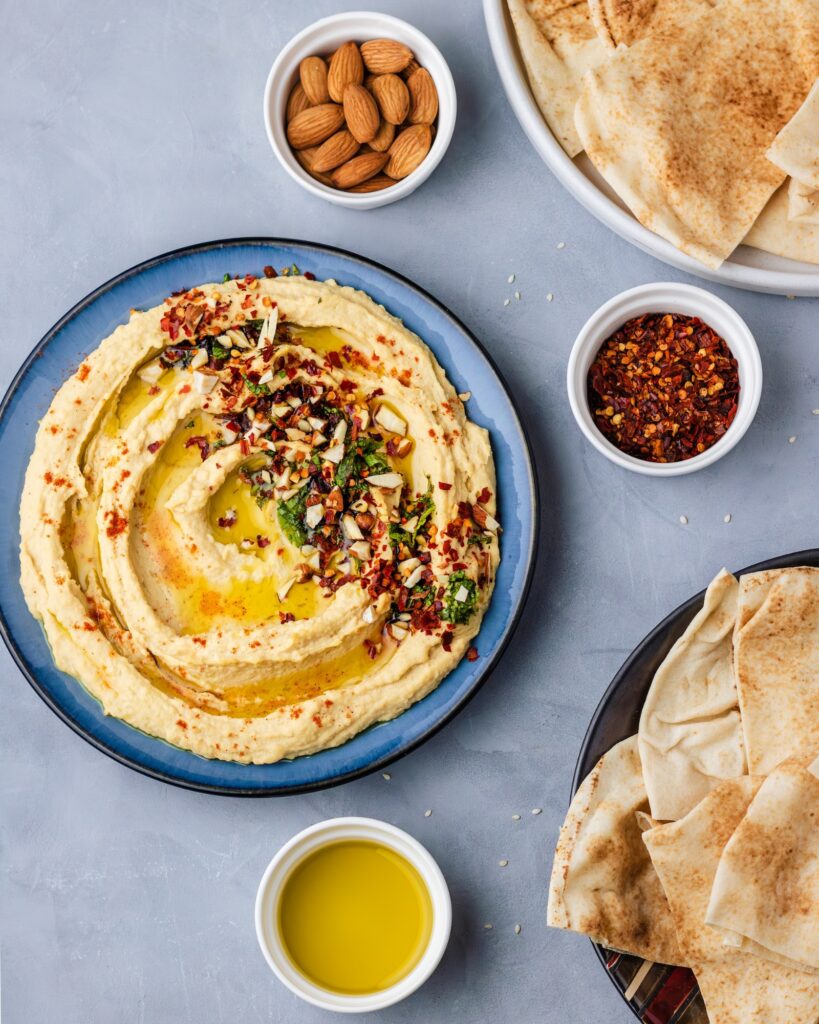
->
(767, 78), (819, 225)
(638, 569), (745, 822)
(575, 0), (819, 268)
(507, 0), (607, 156)
(706, 759), (819, 974)
(744, 182), (819, 264)
(587, 0), (712, 48)
(768, 79), (819, 189)
(734, 568), (819, 775)
(643, 777), (819, 1024)
(789, 178), (819, 225)
(547, 735), (686, 965)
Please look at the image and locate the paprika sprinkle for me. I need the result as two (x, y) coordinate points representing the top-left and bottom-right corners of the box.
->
(587, 312), (739, 463)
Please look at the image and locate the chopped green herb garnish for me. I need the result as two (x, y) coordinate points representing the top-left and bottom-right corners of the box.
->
(211, 340), (228, 361)
(242, 374), (271, 397)
(277, 487), (308, 548)
(442, 571), (478, 625)
(222, 273), (231, 283)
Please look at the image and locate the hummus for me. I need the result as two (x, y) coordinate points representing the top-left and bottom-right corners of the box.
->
(19, 273), (499, 763)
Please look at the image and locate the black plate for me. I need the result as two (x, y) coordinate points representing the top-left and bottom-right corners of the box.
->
(573, 549), (819, 1023)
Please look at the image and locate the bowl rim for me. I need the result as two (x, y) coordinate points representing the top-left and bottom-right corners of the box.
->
(262, 10), (457, 210)
(254, 816), (452, 1012)
(566, 282), (763, 477)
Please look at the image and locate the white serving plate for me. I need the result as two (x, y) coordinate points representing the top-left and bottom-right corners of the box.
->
(483, 0), (819, 297)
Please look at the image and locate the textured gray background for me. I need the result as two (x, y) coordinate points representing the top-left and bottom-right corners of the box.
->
(1, 1), (817, 1022)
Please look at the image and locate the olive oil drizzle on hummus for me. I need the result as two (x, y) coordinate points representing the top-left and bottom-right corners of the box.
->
(20, 274), (499, 762)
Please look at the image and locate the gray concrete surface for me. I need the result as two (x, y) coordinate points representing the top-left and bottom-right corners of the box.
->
(1, 1), (817, 1021)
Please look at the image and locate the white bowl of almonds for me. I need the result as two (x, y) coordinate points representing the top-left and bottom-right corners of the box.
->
(263, 11), (456, 208)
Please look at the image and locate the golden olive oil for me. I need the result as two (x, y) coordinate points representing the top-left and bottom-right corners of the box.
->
(277, 839), (433, 994)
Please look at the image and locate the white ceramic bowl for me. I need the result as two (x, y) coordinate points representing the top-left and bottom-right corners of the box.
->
(567, 283), (762, 476)
(263, 12), (457, 209)
(255, 817), (452, 1013)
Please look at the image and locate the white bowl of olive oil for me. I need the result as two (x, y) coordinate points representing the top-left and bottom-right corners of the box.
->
(255, 817), (452, 1012)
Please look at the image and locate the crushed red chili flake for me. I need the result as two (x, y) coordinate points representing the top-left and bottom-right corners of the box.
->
(262, 265), (277, 278)
(587, 312), (739, 463)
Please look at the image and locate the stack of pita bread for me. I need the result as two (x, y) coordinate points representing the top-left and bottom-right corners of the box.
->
(548, 566), (819, 1023)
(507, 0), (819, 266)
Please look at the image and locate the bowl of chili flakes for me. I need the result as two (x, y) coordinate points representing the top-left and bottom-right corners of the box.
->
(567, 283), (762, 476)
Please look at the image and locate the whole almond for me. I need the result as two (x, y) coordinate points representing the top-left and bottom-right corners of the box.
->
(346, 174), (395, 194)
(368, 119), (396, 153)
(311, 129), (361, 172)
(327, 42), (364, 102)
(332, 151), (389, 189)
(385, 124), (432, 179)
(287, 103), (345, 149)
(294, 147), (335, 187)
(299, 56), (330, 105)
(343, 84), (380, 143)
(371, 74), (410, 126)
(360, 39), (414, 74)
(407, 67), (438, 125)
(286, 82), (311, 123)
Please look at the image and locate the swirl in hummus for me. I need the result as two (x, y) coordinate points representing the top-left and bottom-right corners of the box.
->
(19, 272), (499, 763)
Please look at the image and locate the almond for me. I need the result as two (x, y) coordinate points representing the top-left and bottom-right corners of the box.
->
(299, 56), (330, 105)
(371, 74), (410, 126)
(360, 39), (414, 74)
(311, 129), (360, 172)
(346, 174), (395, 194)
(327, 42), (363, 102)
(343, 84), (380, 143)
(385, 125), (432, 179)
(401, 58), (421, 79)
(368, 119), (396, 152)
(293, 147), (335, 187)
(407, 67), (438, 125)
(332, 151), (389, 189)
(286, 103), (345, 149)
(286, 82), (311, 123)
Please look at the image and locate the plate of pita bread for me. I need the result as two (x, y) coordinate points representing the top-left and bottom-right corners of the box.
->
(548, 551), (819, 1023)
(484, 0), (819, 296)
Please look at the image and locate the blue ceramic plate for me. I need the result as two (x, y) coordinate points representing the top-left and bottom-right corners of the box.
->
(573, 548), (819, 1023)
(0, 239), (537, 795)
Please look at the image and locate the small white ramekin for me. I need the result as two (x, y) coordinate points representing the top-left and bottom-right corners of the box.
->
(255, 817), (452, 1013)
(567, 283), (762, 476)
(263, 12), (457, 209)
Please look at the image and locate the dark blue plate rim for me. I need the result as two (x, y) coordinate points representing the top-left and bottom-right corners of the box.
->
(572, 547), (819, 1020)
(0, 237), (539, 797)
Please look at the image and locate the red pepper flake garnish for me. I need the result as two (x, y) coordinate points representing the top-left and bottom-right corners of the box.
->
(438, 481), (452, 491)
(176, 719), (188, 730)
(263, 265), (277, 278)
(279, 611), (295, 624)
(466, 646), (479, 662)
(147, 440), (163, 454)
(587, 312), (739, 463)
(184, 435), (210, 461)
(304, 271), (316, 281)
(441, 629), (454, 652)
(105, 509), (128, 538)
(257, 535), (271, 548)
